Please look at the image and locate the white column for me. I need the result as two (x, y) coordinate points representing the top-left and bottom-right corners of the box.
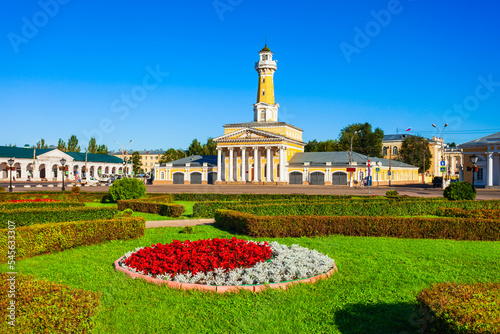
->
(241, 147), (246, 182)
(228, 148), (234, 182)
(487, 151), (494, 187)
(279, 146), (286, 182)
(266, 147), (272, 182)
(253, 147), (259, 182)
(216, 148), (222, 182)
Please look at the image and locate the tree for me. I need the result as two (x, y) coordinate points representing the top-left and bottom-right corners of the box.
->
(202, 138), (217, 155)
(399, 135), (432, 174)
(67, 135), (80, 152)
(131, 151), (143, 174)
(338, 123), (384, 158)
(36, 139), (48, 149)
(97, 144), (108, 154)
(304, 140), (319, 152)
(57, 138), (67, 151)
(87, 137), (98, 154)
(448, 142), (457, 147)
(159, 148), (186, 164)
(188, 139), (203, 156)
(305, 139), (341, 152)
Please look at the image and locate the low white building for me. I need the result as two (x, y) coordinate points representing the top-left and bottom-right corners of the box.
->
(0, 146), (127, 182)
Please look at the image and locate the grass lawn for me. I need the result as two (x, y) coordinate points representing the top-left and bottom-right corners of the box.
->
(85, 201), (195, 220)
(5, 226), (500, 333)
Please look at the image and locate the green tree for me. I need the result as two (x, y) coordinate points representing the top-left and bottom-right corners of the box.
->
(87, 137), (98, 154)
(399, 135), (432, 174)
(188, 139), (203, 156)
(96, 144), (108, 154)
(159, 148), (186, 163)
(66, 135), (80, 152)
(304, 140), (319, 152)
(202, 138), (217, 155)
(338, 123), (384, 158)
(57, 138), (67, 151)
(131, 151), (143, 174)
(36, 139), (48, 149)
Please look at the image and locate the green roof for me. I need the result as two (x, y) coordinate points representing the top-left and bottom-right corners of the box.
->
(0, 146), (123, 163)
(259, 44), (272, 53)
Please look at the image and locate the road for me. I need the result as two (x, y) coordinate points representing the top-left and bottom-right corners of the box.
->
(2, 182), (500, 200)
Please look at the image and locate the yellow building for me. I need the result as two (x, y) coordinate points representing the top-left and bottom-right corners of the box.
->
(154, 45), (419, 185)
(460, 132), (500, 188)
(111, 150), (165, 174)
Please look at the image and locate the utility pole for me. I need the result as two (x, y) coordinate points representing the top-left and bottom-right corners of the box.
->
(432, 123), (448, 189)
(349, 130), (360, 187)
(115, 140), (135, 176)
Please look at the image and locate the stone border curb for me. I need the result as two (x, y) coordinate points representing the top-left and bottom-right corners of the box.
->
(114, 255), (338, 293)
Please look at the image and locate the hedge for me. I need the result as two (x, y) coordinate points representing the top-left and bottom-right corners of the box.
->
(0, 201), (85, 210)
(0, 207), (117, 228)
(437, 207), (500, 220)
(0, 191), (107, 203)
(214, 210), (500, 240)
(0, 273), (101, 333)
(196, 199), (500, 218)
(417, 282), (500, 333)
(0, 217), (145, 262)
(117, 199), (184, 217)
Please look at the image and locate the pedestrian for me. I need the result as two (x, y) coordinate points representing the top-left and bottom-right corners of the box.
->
(13, 176), (15, 182)
(27, 175), (31, 182)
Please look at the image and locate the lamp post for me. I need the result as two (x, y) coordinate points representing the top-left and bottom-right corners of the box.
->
(432, 123), (448, 189)
(115, 140), (134, 177)
(122, 157), (127, 177)
(8, 158), (14, 193)
(349, 130), (360, 187)
(60, 158), (66, 191)
(469, 154), (479, 190)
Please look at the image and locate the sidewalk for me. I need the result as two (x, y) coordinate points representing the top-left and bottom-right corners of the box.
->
(146, 219), (215, 228)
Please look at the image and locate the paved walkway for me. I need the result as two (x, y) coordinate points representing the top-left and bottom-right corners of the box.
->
(146, 219), (215, 228)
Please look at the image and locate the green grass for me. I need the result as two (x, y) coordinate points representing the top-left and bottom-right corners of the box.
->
(5, 226), (500, 334)
(85, 201), (195, 220)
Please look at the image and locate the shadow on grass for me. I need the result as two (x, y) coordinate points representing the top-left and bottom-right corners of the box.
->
(335, 302), (431, 334)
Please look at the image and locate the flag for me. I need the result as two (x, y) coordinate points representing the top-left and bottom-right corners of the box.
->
(405, 127), (411, 132)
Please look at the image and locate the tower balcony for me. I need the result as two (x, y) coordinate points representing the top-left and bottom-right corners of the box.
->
(254, 60), (277, 70)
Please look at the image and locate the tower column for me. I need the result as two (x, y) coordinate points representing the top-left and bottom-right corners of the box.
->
(228, 148), (234, 182)
(279, 146), (286, 182)
(253, 147), (260, 182)
(487, 151), (494, 187)
(241, 147), (246, 182)
(216, 148), (222, 182)
(266, 146), (273, 182)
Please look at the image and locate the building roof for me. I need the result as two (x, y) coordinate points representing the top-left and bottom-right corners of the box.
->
(383, 134), (416, 141)
(161, 155), (217, 167)
(0, 146), (123, 163)
(110, 150), (166, 155)
(223, 121), (303, 132)
(288, 151), (418, 168)
(459, 132), (500, 147)
(259, 44), (272, 53)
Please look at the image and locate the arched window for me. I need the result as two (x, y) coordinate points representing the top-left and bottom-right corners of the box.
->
(382, 146), (388, 156)
(260, 110), (266, 121)
(262, 89), (265, 96)
(160, 171), (165, 180)
(393, 146), (398, 155)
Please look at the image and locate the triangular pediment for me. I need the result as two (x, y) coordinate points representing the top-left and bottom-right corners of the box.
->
(215, 128), (285, 142)
(37, 149), (74, 161)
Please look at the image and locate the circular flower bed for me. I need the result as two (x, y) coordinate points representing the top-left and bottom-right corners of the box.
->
(118, 238), (336, 287)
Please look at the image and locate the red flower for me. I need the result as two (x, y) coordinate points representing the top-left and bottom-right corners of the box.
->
(123, 238), (272, 277)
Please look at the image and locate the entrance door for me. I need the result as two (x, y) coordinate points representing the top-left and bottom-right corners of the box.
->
(173, 173), (184, 184)
(332, 172), (347, 185)
(208, 172), (217, 184)
(289, 172), (302, 184)
(190, 172), (202, 184)
(309, 172), (325, 185)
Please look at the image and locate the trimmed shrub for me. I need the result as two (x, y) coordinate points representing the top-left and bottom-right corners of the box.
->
(195, 199), (500, 218)
(214, 210), (500, 240)
(385, 190), (398, 197)
(0, 191), (107, 203)
(0, 186), (4, 193)
(71, 186), (81, 193)
(0, 207), (117, 228)
(122, 208), (134, 217)
(444, 181), (476, 201)
(0, 217), (145, 262)
(417, 282), (500, 333)
(0, 273), (101, 333)
(437, 207), (500, 219)
(108, 178), (146, 202)
(117, 199), (185, 217)
(0, 201), (85, 210)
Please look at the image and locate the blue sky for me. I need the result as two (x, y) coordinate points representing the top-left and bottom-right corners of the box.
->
(1, 0), (500, 152)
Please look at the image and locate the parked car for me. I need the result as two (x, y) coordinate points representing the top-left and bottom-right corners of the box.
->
(81, 176), (99, 186)
(98, 174), (110, 183)
(432, 177), (443, 188)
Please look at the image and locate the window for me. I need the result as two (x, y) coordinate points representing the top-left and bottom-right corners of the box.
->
(382, 146), (388, 156)
(262, 89), (265, 96)
(393, 146), (398, 155)
(260, 110), (266, 121)
(160, 171), (165, 180)
(477, 168), (484, 181)
(262, 78), (265, 83)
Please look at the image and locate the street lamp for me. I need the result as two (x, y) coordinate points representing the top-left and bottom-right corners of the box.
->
(115, 139), (134, 177)
(469, 154), (479, 190)
(432, 123), (448, 189)
(60, 158), (66, 191)
(349, 130), (360, 187)
(7, 158), (14, 193)
(122, 157), (127, 177)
